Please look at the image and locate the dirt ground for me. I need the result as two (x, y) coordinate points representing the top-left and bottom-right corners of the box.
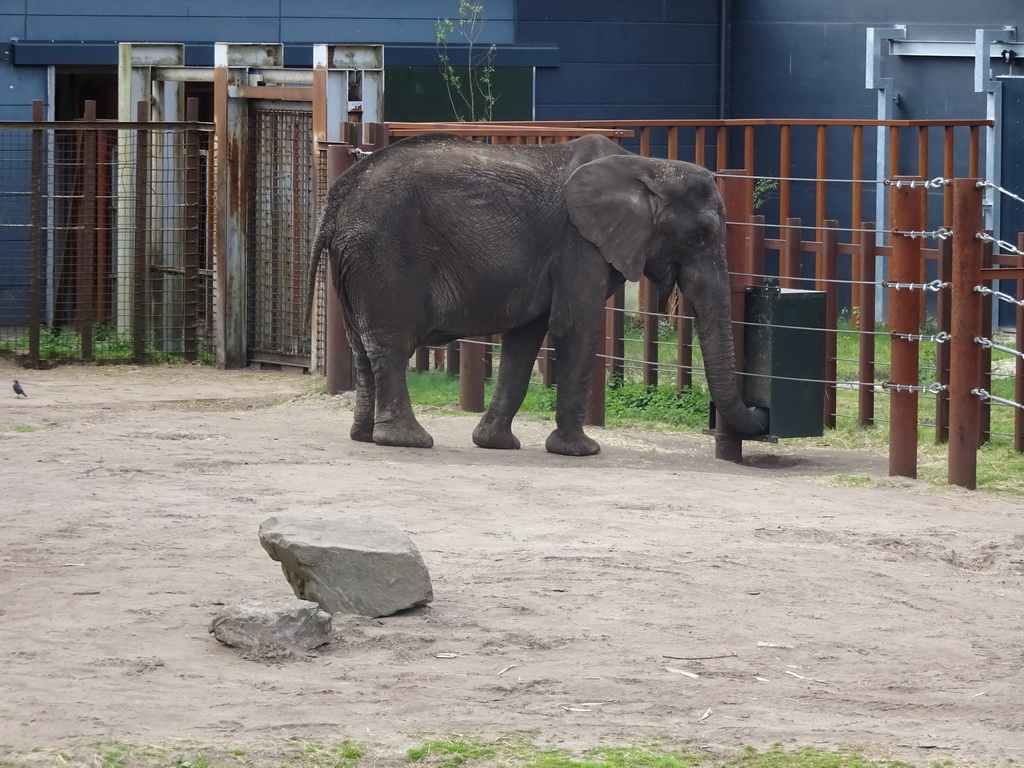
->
(1, 361), (1022, 766)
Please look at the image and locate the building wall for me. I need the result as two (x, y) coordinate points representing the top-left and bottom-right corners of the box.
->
(516, 0), (724, 121)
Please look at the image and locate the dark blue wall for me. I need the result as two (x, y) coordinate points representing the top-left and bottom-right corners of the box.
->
(516, 0), (723, 121)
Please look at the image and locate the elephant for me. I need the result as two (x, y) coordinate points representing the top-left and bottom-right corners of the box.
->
(307, 132), (767, 456)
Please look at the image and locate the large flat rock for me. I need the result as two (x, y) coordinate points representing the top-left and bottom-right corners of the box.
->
(259, 516), (433, 618)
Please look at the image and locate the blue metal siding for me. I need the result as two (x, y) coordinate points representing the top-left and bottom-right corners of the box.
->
(517, 0), (723, 121)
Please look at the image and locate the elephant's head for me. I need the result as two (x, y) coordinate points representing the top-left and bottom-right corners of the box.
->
(565, 155), (767, 436)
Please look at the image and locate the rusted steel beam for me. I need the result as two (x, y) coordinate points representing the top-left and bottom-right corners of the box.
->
(667, 126), (678, 161)
(79, 101), (97, 362)
(979, 267), (1024, 279)
(781, 218), (801, 289)
(815, 125), (827, 231)
(948, 178), (984, 489)
(714, 171), (755, 463)
(1016, 233), (1024, 454)
(779, 125), (791, 224)
(819, 220), (839, 430)
(676, 291), (693, 390)
(639, 125), (651, 158)
(888, 126), (900, 177)
(716, 126), (727, 172)
(325, 145), (356, 393)
(851, 125), (864, 311)
(641, 278), (659, 387)
(887, 178), (925, 479)
(917, 126), (930, 328)
(979, 237), (993, 445)
(458, 338), (486, 413)
(934, 236), (952, 443)
(133, 102), (150, 363)
(858, 226), (876, 427)
(28, 100), (44, 366)
(969, 126), (980, 178)
(183, 97), (201, 362)
(608, 284), (625, 382)
(943, 127), (954, 226)
(695, 126), (706, 167)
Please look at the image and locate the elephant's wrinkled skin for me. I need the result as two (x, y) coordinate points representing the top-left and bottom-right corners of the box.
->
(308, 132), (766, 456)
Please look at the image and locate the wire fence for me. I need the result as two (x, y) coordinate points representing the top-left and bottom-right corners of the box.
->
(0, 102), (216, 366)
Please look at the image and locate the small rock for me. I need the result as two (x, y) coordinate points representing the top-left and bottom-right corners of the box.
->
(259, 516), (433, 618)
(209, 597), (332, 651)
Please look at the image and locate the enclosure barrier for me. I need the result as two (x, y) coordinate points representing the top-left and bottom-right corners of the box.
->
(0, 100), (216, 365)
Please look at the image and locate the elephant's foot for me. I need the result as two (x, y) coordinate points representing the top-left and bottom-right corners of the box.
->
(372, 419), (434, 449)
(544, 428), (600, 457)
(350, 420), (375, 443)
(472, 422), (521, 450)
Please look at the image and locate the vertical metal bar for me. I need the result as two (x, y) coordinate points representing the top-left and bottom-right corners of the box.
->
(716, 125), (727, 172)
(676, 291), (692, 390)
(934, 236), (953, 443)
(744, 125), (754, 179)
(968, 126), (980, 178)
(133, 102), (150, 362)
(815, 125), (827, 231)
(851, 125), (864, 314)
(779, 125), (791, 225)
(326, 145), (356, 393)
(459, 337), (486, 412)
(889, 126), (900, 177)
(714, 170), (753, 463)
(641, 278), (659, 387)
(609, 284), (625, 382)
(29, 100), (44, 366)
(887, 178), (924, 479)
(79, 101), (97, 362)
(95, 129), (109, 324)
(1016, 232), (1024, 453)
(667, 126), (678, 161)
(183, 98), (200, 362)
(695, 126), (706, 167)
(917, 126), (929, 327)
(586, 309), (607, 427)
(978, 237), (993, 444)
(781, 217), (801, 289)
(639, 125), (651, 158)
(858, 226), (876, 426)
(819, 220), (839, 430)
(948, 178), (984, 489)
(943, 127), (954, 226)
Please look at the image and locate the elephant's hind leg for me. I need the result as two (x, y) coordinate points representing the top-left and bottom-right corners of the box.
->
(366, 338), (434, 449)
(347, 330), (376, 443)
(473, 315), (548, 449)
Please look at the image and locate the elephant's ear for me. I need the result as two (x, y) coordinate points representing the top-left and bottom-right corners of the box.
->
(564, 155), (655, 282)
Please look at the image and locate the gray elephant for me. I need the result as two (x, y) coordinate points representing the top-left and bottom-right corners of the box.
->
(308, 132), (766, 456)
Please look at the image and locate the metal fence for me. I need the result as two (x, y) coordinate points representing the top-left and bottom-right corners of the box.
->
(0, 101), (216, 366)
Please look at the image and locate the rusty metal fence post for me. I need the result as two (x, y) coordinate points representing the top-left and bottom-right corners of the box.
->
(819, 219), (839, 429)
(948, 178), (985, 489)
(183, 97), (201, 362)
(715, 170), (756, 463)
(458, 338), (486, 412)
(887, 178), (925, 479)
(1017, 233), (1024, 454)
(858, 223), (876, 427)
(324, 144), (356, 394)
(28, 100), (44, 366)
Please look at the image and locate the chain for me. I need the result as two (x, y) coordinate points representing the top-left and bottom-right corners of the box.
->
(884, 176), (950, 189)
(978, 180), (1024, 206)
(890, 331), (950, 344)
(891, 227), (952, 241)
(975, 232), (1024, 256)
(974, 285), (1024, 307)
(882, 381), (947, 394)
(974, 337), (1024, 360)
(972, 388), (1024, 411)
(883, 279), (949, 292)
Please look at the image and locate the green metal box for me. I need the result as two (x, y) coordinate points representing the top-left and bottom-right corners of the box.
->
(742, 285), (826, 439)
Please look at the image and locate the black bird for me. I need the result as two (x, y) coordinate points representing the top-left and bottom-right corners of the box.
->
(13, 380), (27, 398)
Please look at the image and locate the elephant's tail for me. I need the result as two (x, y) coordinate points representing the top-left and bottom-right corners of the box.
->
(304, 209), (335, 347)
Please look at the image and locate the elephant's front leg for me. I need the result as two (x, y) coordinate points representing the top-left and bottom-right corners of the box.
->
(544, 304), (604, 456)
(472, 314), (549, 449)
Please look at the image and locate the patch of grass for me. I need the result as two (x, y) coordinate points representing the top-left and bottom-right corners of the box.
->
(829, 474), (875, 488)
(408, 737), (504, 768)
(13, 425), (38, 433)
(0, 324), (215, 366)
(284, 739), (365, 768)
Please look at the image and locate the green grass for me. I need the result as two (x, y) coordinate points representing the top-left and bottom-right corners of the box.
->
(0, 738), (971, 768)
(407, 316), (1024, 493)
(0, 324), (215, 365)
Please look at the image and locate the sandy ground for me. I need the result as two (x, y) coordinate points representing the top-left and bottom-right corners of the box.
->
(1, 361), (1022, 766)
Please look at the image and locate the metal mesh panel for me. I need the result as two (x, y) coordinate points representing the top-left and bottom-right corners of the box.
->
(0, 123), (216, 365)
(246, 107), (314, 367)
(315, 145), (328, 374)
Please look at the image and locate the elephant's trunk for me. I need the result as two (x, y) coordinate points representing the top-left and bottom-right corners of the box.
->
(684, 275), (768, 436)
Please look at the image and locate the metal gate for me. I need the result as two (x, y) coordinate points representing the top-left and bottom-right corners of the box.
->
(246, 104), (314, 368)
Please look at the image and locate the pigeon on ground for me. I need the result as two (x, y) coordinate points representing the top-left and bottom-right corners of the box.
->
(13, 380), (27, 398)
